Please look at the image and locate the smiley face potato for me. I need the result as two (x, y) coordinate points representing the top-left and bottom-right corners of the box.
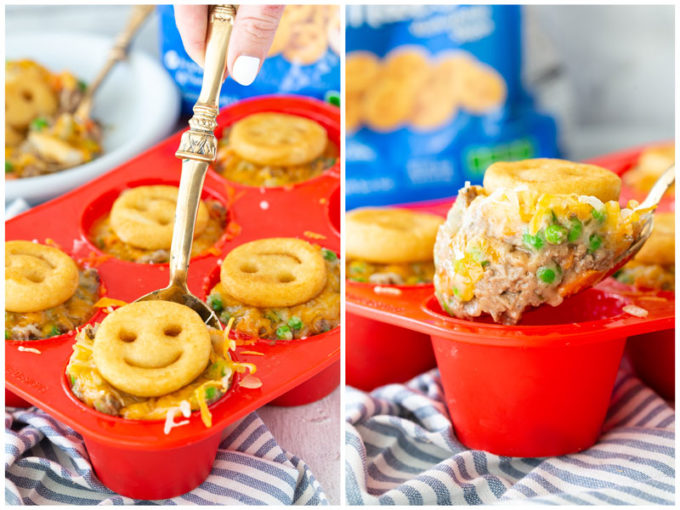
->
(207, 237), (341, 340)
(90, 185), (227, 264)
(93, 301), (212, 397)
(67, 300), (239, 425)
(5, 240), (100, 340)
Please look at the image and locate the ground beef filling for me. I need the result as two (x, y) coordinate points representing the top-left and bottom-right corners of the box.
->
(90, 200), (227, 264)
(66, 324), (232, 420)
(347, 259), (435, 285)
(435, 186), (643, 324)
(215, 128), (338, 187)
(6, 268), (100, 340)
(207, 253), (340, 341)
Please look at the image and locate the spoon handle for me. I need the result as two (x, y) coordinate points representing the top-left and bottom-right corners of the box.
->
(169, 5), (236, 289)
(75, 4), (154, 120)
(636, 165), (675, 212)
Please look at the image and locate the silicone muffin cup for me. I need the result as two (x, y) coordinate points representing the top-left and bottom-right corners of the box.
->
(5, 95), (340, 499)
(347, 310), (436, 391)
(346, 146), (675, 458)
(626, 329), (675, 401)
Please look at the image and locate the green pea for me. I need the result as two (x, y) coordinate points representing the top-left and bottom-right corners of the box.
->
(276, 325), (293, 340)
(537, 267), (556, 284)
(523, 232), (544, 251)
(205, 386), (217, 400)
(207, 294), (223, 313)
(545, 224), (568, 244)
(567, 218), (583, 242)
(30, 117), (48, 131)
(588, 233), (603, 253)
(288, 316), (303, 331)
(322, 248), (337, 262)
(5, 161), (13, 173)
(591, 208), (606, 223)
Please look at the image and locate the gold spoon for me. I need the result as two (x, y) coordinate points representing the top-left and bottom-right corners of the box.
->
(560, 165), (675, 297)
(74, 4), (155, 121)
(133, 5), (237, 330)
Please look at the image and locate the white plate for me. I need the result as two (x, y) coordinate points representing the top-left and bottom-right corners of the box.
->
(6, 32), (181, 204)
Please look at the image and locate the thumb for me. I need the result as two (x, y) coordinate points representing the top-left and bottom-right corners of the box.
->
(227, 5), (284, 86)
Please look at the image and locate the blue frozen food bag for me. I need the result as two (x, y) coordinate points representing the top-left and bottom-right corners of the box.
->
(158, 5), (341, 114)
(346, 5), (560, 209)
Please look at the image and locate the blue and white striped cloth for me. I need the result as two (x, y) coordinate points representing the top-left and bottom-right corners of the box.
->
(346, 359), (675, 505)
(6, 409), (328, 505)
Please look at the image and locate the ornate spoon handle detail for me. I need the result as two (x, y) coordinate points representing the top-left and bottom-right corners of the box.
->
(175, 5), (237, 163)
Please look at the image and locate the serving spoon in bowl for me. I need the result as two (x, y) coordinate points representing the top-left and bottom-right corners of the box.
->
(27, 5), (154, 167)
(559, 164), (675, 298)
(133, 5), (237, 329)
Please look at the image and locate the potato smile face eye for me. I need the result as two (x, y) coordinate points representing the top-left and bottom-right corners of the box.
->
(220, 238), (327, 308)
(93, 301), (211, 397)
(110, 185), (210, 251)
(5, 241), (79, 313)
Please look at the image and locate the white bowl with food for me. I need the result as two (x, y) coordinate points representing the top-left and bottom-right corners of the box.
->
(5, 32), (181, 204)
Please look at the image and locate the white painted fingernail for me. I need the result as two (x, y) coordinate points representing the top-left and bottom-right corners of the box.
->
(232, 56), (260, 86)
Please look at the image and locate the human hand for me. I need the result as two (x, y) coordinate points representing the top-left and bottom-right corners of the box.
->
(174, 4), (284, 86)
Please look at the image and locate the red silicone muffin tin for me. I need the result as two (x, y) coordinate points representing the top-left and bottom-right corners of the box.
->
(5, 95), (340, 499)
(346, 144), (675, 457)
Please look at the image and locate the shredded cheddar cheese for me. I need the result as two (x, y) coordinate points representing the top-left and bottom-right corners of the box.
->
(93, 297), (128, 309)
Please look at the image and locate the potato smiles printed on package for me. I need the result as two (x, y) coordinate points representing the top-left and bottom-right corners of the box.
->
(346, 48), (509, 132)
(268, 5), (339, 64)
